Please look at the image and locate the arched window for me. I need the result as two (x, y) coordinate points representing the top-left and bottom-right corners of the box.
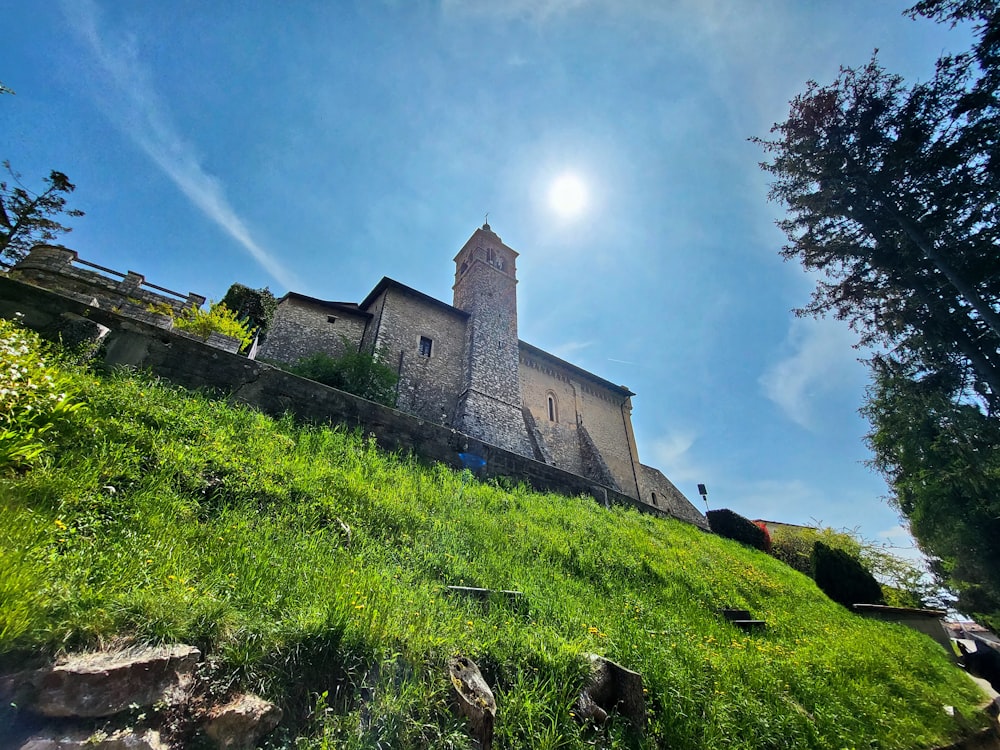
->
(651, 492), (658, 506)
(547, 393), (557, 422)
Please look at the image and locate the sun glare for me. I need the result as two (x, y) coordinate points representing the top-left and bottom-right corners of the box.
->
(548, 173), (588, 218)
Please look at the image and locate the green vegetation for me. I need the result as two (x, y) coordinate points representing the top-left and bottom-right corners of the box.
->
(0, 324), (988, 748)
(173, 301), (254, 350)
(288, 349), (398, 407)
(770, 524), (937, 610)
(220, 283), (278, 340)
(706, 509), (770, 553)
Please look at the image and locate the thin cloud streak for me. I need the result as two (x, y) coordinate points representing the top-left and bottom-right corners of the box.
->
(61, 0), (301, 292)
(759, 317), (859, 430)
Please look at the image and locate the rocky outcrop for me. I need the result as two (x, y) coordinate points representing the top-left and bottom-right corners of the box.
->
(18, 727), (168, 750)
(2, 646), (282, 750)
(204, 694), (283, 750)
(27, 645), (200, 718)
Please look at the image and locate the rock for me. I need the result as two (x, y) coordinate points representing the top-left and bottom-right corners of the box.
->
(27, 645), (201, 718)
(448, 656), (496, 749)
(19, 727), (167, 749)
(203, 693), (282, 750)
(574, 654), (645, 731)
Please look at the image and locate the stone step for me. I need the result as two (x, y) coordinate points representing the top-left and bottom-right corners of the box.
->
(730, 620), (767, 633)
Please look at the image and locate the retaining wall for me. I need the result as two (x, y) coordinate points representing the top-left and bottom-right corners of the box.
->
(0, 276), (705, 527)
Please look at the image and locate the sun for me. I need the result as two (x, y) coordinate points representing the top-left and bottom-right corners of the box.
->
(548, 173), (588, 218)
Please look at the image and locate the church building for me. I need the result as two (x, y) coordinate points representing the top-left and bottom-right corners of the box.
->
(258, 224), (704, 527)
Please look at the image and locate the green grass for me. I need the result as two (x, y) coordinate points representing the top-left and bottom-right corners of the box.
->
(0, 330), (988, 748)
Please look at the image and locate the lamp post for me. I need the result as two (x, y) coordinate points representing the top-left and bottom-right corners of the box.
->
(697, 483), (709, 512)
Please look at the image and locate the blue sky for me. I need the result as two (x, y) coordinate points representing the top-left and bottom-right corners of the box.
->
(1, 1), (973, 556)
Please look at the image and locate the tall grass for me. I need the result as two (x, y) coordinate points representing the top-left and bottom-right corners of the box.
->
(0, 327), (987, 748)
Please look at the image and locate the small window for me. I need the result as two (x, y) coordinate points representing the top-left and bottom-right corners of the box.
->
(547, 394), (557, 422)
(327, 315), (337, 324)
(651, 492), (658, 506)
(419, 336), (432, 357)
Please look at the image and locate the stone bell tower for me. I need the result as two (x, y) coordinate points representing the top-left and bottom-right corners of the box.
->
(452, 223), (532, 456)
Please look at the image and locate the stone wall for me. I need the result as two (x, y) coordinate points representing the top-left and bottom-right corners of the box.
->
(519, 351), (586, 476)
(639, 465), (710, 531)
(256, 294), (370, 365)
(519, 345), (643, 499)
(0, 276), (707, 529)
(369, 286), (469, 425)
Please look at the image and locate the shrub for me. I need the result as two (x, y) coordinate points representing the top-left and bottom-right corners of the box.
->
(706, 508), (770, 552)
(288, 350), (398, 407)
(812, 541), (885, 608)
(173, 302), (254, 350)
(753, 520), (773, 553)
(220, 283), (277, 339)
(0, 316), (82, 472)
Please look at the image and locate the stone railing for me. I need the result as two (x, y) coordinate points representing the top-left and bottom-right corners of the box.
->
(6, 246), (243, 354)
(9, 244), (206, 316)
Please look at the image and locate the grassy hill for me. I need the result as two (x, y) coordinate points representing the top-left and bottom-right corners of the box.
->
(0, 321), (988, 748)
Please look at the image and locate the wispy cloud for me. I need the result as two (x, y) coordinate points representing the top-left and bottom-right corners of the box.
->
(60, 0), (301, 291)
(648, 430), (704, 484)
(441, 0), (590, 23)
(549, 339), (593, 359)
(759, 317), (860, 430)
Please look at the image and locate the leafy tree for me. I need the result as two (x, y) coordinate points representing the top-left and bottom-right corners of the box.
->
(0, 162), (85, 265)
(756, 3), (1000, 624)
(1, 82), (84, 264)
(863, 357), (1000, 625)
(173, 302), (254, 350)
(754, 50), (1000, 411)
(220, 283), (277, 339)
(288, 350), (398, 407)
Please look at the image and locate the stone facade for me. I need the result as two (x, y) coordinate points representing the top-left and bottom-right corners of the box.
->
(257, 223), (703, 523)
(258, 293), (370, 364)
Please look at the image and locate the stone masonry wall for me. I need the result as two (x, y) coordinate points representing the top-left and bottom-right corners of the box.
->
(369, 288), (467, 424)
(639, 465), (710, 531)
(518, 354), (586, 476)
(452, 228), (533, 457)
(519, 348), (641, 500)
(0, 276), (706, 529)
(256, 297), (369, 365)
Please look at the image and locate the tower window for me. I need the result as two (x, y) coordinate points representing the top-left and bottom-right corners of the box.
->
(547, 393), (557, 422)
(419, 336), (433, 357)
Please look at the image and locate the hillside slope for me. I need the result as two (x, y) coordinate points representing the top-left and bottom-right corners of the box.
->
(0, 325), (987, 748)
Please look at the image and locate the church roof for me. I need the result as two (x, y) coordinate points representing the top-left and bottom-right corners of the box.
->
(279, 292), (372, 318)
(518, 340), (635, 397)
(359, 277), (470, 319)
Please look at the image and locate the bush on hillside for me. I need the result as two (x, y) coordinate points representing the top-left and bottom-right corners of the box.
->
(173, 302), (254, 350)
(753, 520), (773, 553)
(706, 509), (770, 552)
(0, 316), (82, 472)
(771, 524), (934, 608)
(288, 350), (398, 407)
(812, 541), (885, 608)
(220, 283), (277, 341)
